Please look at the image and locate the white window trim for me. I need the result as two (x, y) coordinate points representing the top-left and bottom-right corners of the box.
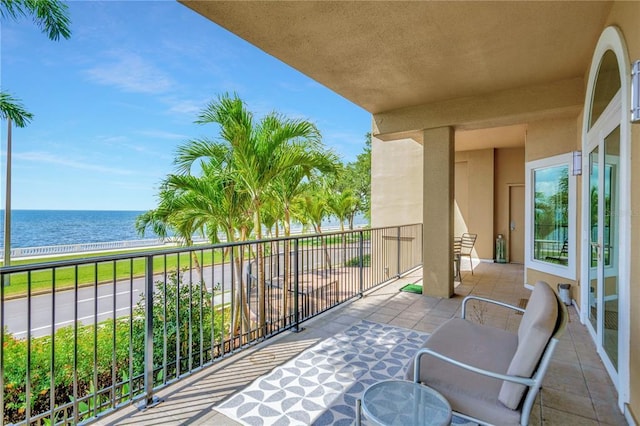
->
(581, 25), (631, 411)
(524, 153), (576, 280)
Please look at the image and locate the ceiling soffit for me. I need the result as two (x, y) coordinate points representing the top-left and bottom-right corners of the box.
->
(181, 1), (612, 115)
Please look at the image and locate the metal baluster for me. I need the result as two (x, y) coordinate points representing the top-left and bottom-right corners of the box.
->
(127, 258), (133, 404)
(188, 253), (193, 373)
(50, 268), (57, 422)
(176, 254), (181, 378)
(26, 270), (32, 424)
(162, 255), (167, 384)
(140, 255), (160, 409)
(93, 264), (98, 418)
(359, 231), (364, 297)
(1, 272), (5, 424)
(111, 261), (116, 408)
(199, 249), (204, 368)
(73, 266), (79, 424)
(293, 239), (301, 332)
(397, 226), (401, 278)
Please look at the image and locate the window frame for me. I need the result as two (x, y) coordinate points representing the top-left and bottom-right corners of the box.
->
(525, 153), (577, 279)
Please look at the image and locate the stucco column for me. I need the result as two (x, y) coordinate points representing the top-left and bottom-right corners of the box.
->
(422, 126), (454, 298)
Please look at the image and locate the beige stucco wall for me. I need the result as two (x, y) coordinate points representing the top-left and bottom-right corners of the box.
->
(494, 147), (525, 260)
(371, 136), (423, 228)
(524, 116), (581, 298)
(605, 1), (640, 419)
(455, 149), (494, 259)
(525, 116), (578, 163)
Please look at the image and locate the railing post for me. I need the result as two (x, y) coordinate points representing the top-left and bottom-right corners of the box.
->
(292, 238), (303, 333)
(397, 226), (401, 278)
(358, 230), (364, 297)
(139, 255), (161, 410)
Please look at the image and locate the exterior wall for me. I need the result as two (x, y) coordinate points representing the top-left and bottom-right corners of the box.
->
(454, 149), (494, 259)
(605, 1), (640, 419)
(494, 147), (525, 260)
(525, 116), (578, 162)
(524, 117), (580, 293)
(371, 136), (423, 228)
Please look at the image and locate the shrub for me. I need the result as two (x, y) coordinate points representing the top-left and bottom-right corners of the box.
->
(2, 272), (229, 424)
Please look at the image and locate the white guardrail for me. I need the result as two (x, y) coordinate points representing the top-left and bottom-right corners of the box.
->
(1, 225), (364, 260)
(1, 238), (191, 260)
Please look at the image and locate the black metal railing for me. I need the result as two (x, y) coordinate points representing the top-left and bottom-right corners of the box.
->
(0, 224), (422, 425)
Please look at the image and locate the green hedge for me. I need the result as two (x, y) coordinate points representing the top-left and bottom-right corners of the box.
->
(3, 273), (229, 424)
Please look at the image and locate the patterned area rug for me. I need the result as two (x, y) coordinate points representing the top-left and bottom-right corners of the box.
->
(214, 320), (431, 425)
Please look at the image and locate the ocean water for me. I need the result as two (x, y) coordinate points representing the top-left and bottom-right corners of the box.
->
(0, 210), (150, 248)
(0, 210), (368, 249)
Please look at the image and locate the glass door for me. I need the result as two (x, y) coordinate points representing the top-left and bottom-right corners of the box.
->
(587, 126), (620, 373)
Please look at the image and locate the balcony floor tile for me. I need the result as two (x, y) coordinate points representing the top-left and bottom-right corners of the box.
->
(98, 263), (621, 426)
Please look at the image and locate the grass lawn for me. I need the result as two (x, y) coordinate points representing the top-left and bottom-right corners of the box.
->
(2, 247), (224, 298)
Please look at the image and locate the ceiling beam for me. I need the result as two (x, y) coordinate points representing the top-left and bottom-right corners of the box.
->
(373, 77), (584, 141)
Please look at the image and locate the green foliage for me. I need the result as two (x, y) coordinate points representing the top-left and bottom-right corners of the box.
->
(0, 0), (72, 41)
(332, 133), (371, 224)
(345, 253), (371, 267)
(1, 0), (71, 127)
(2, 272), (229, 424)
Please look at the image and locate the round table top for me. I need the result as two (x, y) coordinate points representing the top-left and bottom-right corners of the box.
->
(361, 379), (452, 426)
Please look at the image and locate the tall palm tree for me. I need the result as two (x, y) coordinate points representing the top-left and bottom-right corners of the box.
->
(294, 186), (333, 271)
(1, 0), (70, 267)
(175, 93), (329, 336)
(327, 190), (359, 232)
(163, 163), (254, 337)
(327, 189), (359, 263)
(135, 183), (206, 275)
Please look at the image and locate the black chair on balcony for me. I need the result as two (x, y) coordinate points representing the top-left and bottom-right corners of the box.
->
(460, 233), (477, 275)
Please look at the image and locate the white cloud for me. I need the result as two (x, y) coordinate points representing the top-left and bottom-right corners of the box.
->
(15, 151), (134, 175)
(136, 130), (189, 140)
(85, 51), (173, 94)
(165, 99), (205, 116)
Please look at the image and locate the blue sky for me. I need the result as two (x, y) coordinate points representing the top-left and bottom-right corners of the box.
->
(1, 1), (370, 211)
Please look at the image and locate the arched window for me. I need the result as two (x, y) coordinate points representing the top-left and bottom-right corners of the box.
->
(589, 49), (621, 129)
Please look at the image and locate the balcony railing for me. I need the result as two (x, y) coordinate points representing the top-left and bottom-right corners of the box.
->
(0, 224), (422, 425)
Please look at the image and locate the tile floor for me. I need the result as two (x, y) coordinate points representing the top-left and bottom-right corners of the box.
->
(97, 262), (626, 425)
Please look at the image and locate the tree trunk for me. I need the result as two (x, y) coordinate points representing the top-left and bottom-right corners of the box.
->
(254, 206), (266, 338)
(229, 231), (251, 341)
(282, 209), (291, 327)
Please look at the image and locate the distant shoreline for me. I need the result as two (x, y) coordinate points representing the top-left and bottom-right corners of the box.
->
(0, 210), (368, 250)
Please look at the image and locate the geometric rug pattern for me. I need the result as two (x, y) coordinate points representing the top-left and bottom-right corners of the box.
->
(214, 320), (430, 425)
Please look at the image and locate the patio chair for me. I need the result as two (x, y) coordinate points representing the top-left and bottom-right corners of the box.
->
(453, 237), (462, 281)
(460, 232), (477, 274)
(545, 240), (568, 263)
(405, 281), (567, 426)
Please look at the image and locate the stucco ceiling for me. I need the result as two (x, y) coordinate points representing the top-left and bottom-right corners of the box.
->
(181, 1), (612, 115)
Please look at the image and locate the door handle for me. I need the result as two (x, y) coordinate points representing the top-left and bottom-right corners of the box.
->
(591, 242), (602, 260)
(510, 221), (516, 231)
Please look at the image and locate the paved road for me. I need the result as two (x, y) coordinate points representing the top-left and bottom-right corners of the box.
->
(5, 263), (236, 338)
(4, 243), (368, 339)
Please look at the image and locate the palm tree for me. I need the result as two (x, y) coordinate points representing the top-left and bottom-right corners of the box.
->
(1, 0), (70, 267)
(165, 164), (254, 337)
(294, 185), (333, 272)
(327, 189), (359, 263)
(327, 190), (359, 232)
(0, 0), (71, 121)
(175, 93), (329, 336)
(0, 0), (71, 40)
(135, 183), (206, 275)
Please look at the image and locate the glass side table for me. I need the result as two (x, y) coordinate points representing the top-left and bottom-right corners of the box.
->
(356, 380), (452, 426)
